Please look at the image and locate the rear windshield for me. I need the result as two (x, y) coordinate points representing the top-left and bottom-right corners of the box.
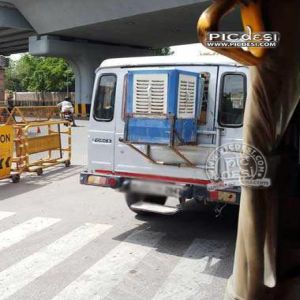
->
(93, 74), (117, 122)
(219, 73), (246, 127)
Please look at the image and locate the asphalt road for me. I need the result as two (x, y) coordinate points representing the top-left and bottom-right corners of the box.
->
(0, 120), (239, 300)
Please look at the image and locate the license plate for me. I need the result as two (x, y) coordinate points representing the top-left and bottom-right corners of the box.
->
(130, 180), (183, 198)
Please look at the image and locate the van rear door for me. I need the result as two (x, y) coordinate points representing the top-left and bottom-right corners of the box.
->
(113, 65), (219, 183)
(216, 66), (248, 146)
(213, 66), (248, 183)
(88, 72), (118, 173)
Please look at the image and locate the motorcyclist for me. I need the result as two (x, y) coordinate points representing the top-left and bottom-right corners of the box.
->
(57, 96), (77, 127)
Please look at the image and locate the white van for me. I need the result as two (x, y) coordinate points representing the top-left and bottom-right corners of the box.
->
(80, 55), (249, 215)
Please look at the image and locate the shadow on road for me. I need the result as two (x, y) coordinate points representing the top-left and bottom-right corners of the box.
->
(0, 165), (83, 201)
(113, 202), (239, 280)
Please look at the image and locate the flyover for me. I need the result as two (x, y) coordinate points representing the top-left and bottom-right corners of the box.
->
(0, 0), (241, 106)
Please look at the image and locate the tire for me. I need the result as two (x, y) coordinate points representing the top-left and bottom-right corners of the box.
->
(125, 192), (167, 215)
(36, 168), (43, 176)
(11, 174), (20, 183)
(64, 160), (71, 167)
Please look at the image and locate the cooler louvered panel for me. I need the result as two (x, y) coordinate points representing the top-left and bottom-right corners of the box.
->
(126, 69), (200, 145)
(133, 74), (168, 115)
(177, 74), (197, 118)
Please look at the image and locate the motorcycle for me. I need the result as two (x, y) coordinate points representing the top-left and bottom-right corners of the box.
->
(61, 111), (75, 126)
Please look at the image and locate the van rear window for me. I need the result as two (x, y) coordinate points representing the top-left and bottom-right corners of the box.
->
(219, 73), (246, 127)
(93, 74), (117, 122)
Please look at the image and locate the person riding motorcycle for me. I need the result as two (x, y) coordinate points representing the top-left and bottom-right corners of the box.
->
(57, 96), (77, 127)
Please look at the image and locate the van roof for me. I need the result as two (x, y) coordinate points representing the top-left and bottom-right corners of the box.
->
(98, 55), (244, 70)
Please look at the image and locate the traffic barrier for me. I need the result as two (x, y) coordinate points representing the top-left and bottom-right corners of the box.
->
(0, 107), (14, 125)
(5, 98), (90, 119)
(11, 106), (71, 175)
(0, 107), (21, 183)
(15, 120), (71, 175)
(12, 106), (61, 122)
(0, 106), (72, 181)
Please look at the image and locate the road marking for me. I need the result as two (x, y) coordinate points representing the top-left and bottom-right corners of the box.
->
(0, 211), (15, 221)
(0, 223), (111, 300)
(53, 230), (163, 300)
(0, 217), (60, 252)
(152, 239), (227, 300)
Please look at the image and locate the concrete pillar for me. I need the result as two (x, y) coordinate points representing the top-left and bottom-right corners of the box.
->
(29, 35), (154, 106)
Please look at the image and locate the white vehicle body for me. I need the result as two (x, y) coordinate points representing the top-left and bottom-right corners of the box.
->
(81, 55), (249, 215)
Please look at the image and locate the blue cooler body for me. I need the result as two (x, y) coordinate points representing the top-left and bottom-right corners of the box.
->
(124, 69), (201, 145)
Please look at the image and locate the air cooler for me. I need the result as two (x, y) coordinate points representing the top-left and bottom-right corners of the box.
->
(124, 69), (201, 145)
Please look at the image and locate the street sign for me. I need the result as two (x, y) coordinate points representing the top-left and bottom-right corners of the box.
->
(0, 125), (14, 178)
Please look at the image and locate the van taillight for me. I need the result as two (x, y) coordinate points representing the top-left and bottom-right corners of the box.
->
(108, 177), (118, 188)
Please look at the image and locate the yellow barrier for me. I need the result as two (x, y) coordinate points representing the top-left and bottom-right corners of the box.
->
(0, 107), (21, 182)
(11, 106), (60, 124)
(16, 120), (72, 175)
(0, 106), (72, 181)
(0, 107), (15, 125)
(0, 125), (14, 177)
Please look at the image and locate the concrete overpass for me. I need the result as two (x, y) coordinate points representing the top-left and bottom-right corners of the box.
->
(0, 0), (241, 106)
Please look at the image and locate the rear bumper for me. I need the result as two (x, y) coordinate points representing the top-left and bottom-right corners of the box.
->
(80, 171), (240, 205)
(80, 170), (192, 197)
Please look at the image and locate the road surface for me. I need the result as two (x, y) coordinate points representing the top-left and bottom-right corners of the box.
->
(0, 120), (238, 300)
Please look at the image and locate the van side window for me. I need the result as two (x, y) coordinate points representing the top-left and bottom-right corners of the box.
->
(199, 72), (210, 125)
(219, 73), (246, 127)
(93, 74), (117, 122)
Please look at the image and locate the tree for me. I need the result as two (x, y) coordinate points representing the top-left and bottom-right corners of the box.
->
(5, 54), (75, 93)
(4, 60), (22, 91)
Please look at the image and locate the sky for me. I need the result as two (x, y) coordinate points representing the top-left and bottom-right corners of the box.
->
(9, 43), (216, 60)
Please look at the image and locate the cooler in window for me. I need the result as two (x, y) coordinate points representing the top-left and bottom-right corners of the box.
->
(124, 69), (202, 145)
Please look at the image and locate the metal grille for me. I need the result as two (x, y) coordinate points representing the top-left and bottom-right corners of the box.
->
(177, 74), (197, 118)
(133, 74), (168, 115)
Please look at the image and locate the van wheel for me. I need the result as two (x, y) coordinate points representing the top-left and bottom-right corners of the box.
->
(125, 193), (167, 215)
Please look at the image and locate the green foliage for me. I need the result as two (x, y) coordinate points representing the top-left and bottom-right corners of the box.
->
(5, 54), (75, 92)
